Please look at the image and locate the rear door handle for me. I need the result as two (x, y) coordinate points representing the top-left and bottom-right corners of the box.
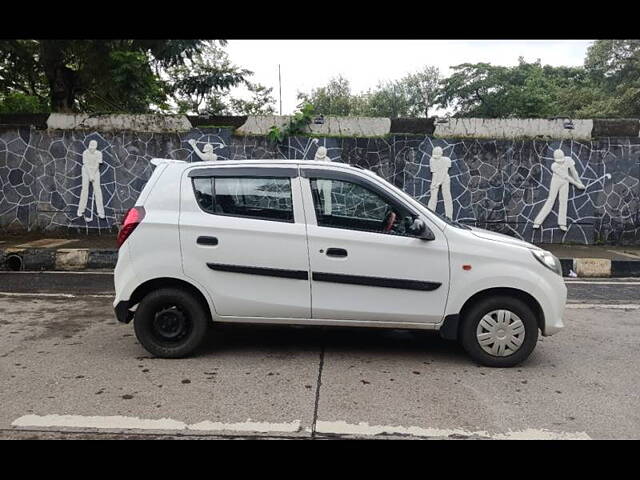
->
(326, 248), (348, 258)
(197, 236), (218, 246)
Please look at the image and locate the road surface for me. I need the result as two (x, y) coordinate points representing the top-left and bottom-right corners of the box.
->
(0, 272), (638, 439)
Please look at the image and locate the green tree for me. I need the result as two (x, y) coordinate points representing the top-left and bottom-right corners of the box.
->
(403, 66), (441, 117)
(228, 81), (276, 115)
(580, 40), (640, 117)
(437, 58), (591, 118)
(297, 75), (356, 116)
(0, 40), (49, 112)
(0, 40), (249, 113)
(164, 41), (249, 115)
(298, 67), (440, 118)
(359, 81), (411, 117)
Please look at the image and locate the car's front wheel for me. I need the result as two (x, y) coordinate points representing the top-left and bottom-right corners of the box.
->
(460, 296), (539, 367)
(133, 287), (209, 358)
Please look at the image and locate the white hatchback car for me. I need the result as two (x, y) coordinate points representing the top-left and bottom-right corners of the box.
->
(114, 159), (567, 367)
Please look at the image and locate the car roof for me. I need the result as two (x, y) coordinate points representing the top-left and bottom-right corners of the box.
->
(152, 158), (378, 176)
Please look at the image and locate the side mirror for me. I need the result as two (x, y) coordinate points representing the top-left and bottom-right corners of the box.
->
(408, 218), (435, 241)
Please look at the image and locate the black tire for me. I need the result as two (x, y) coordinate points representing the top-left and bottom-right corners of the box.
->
(460, 296), (539, 368)
(133, 287), (209, 358)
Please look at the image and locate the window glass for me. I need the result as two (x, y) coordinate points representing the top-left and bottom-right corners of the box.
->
(193, 176), (294, 222)
(310, 178), (412, 235)
(193, 177), (214, 212)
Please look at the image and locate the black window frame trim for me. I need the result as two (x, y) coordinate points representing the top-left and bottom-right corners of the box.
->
(301, 167), (422, 236)
(191, 175), (296, 224)
(188, 166), (299, 178)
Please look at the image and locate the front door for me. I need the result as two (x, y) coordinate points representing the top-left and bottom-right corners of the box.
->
(180, 166), (311, 319)
(301, 168), (449, 324)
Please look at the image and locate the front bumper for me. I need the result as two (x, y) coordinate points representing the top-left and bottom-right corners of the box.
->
(114, 300), (134, 324)
(538, 276), (567, 336)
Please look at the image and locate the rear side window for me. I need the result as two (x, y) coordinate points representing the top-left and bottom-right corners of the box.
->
(193, 176), (294, 222)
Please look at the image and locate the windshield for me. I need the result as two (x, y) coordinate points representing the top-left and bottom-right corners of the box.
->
(426, 207), (471, 229)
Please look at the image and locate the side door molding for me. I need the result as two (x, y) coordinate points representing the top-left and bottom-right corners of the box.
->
(312, 271), (442, 291)
(207, 263), (309, 280)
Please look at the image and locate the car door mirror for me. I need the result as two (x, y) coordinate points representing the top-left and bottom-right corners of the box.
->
(408, 217), (435, 241)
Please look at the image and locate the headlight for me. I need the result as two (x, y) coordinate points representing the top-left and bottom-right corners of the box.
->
(531, 250), (563, 276)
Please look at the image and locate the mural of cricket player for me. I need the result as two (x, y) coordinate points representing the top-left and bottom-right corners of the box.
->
(533, 149), (586, 231)
(188, 138), (218, 161)
(314, 140), (333, 214)
(427, 146), (453, 220)
(314, 145), (331, 162)
(77, 140), (105, 220)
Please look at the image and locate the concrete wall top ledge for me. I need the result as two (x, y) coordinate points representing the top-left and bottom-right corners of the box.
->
(433, 118), (594, 140)
(236, 115), (392, 137)
(46, 114), (192, 133)
(1, 113), (639, 139)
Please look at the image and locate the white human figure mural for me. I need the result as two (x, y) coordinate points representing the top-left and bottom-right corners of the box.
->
(427, 146), (453, 219)
(77, 140), (105, 220)
(314, 145), (331, 162)
(314, 143), (333, 213)
(188, 139), (218, 161)
(533, 149), (586, 231)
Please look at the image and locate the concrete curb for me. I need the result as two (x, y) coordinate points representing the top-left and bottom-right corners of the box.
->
(1, 249), (639, 277)
(1, 248), (118, 271)
(561, 258), (640, 278)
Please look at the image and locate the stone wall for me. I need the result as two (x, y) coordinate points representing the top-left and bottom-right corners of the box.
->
(1, 118), (639, 244)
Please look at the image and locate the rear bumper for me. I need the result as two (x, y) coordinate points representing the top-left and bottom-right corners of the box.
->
(114, 300), (134, 324)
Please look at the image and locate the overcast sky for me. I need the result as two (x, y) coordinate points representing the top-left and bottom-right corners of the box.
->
(225, 40), (593, 115)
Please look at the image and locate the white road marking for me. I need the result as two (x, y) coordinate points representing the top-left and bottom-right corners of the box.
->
(314, 420), (591, 440)
(12, 415), (589, 439)
(16, 239), (78, 248)
(0, 292), (113, 298)
(12, 415), (302, 434)
(566, 304), (640, 310)
(565, 280), (640, 285)
(607, 249), (640, 260)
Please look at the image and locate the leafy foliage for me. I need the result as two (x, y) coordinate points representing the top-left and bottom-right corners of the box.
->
(581, 40), (640, 117)
(436, 59), (591, 118)
(0, 39), (250, 114)
(297, 75), (355, 116)
(267, 103), (315, 142)
(297, 68), (441, 118)
(164, 41), (249, 115)
(2, 39), (639, 119)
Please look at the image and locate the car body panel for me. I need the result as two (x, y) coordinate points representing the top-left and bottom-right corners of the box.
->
(113, 158), (566, 338)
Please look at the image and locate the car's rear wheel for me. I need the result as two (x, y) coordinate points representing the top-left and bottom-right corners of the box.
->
(460, 296), (539, 367)
(133, 288), (208, 358)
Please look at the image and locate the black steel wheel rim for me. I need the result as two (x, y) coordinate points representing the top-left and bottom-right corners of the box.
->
(151, 305), (191, 344)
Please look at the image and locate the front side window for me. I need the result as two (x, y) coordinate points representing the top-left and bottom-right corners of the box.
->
(309, 178), (413, 235)
(193, 176), (294, 222)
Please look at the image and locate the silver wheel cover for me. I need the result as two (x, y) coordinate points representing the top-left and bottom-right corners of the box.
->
(476, 309), (526, 357)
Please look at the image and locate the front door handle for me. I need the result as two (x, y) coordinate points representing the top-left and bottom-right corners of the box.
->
(197, 236), (218, 246)
(326, 248), (348, 258)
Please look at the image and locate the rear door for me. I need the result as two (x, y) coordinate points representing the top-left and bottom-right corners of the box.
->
(301, 167), (450, 325)
(180, 165), (311, 319)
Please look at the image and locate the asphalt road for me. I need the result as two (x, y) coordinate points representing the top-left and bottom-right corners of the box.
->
(1, 272), (639, 439)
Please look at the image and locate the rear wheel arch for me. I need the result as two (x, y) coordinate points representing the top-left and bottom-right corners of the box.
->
(129, 277), (214, 323)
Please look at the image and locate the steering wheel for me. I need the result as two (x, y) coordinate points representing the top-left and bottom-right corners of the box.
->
(382, 210), (397, 234)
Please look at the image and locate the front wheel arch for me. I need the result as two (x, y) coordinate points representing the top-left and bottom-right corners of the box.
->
(457, 287), (545, 338)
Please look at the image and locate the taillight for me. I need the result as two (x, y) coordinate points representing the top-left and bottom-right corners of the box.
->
(117, 206), (146, 248)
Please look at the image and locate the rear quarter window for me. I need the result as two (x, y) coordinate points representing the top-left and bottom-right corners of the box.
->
(192, 176), (294, 222)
